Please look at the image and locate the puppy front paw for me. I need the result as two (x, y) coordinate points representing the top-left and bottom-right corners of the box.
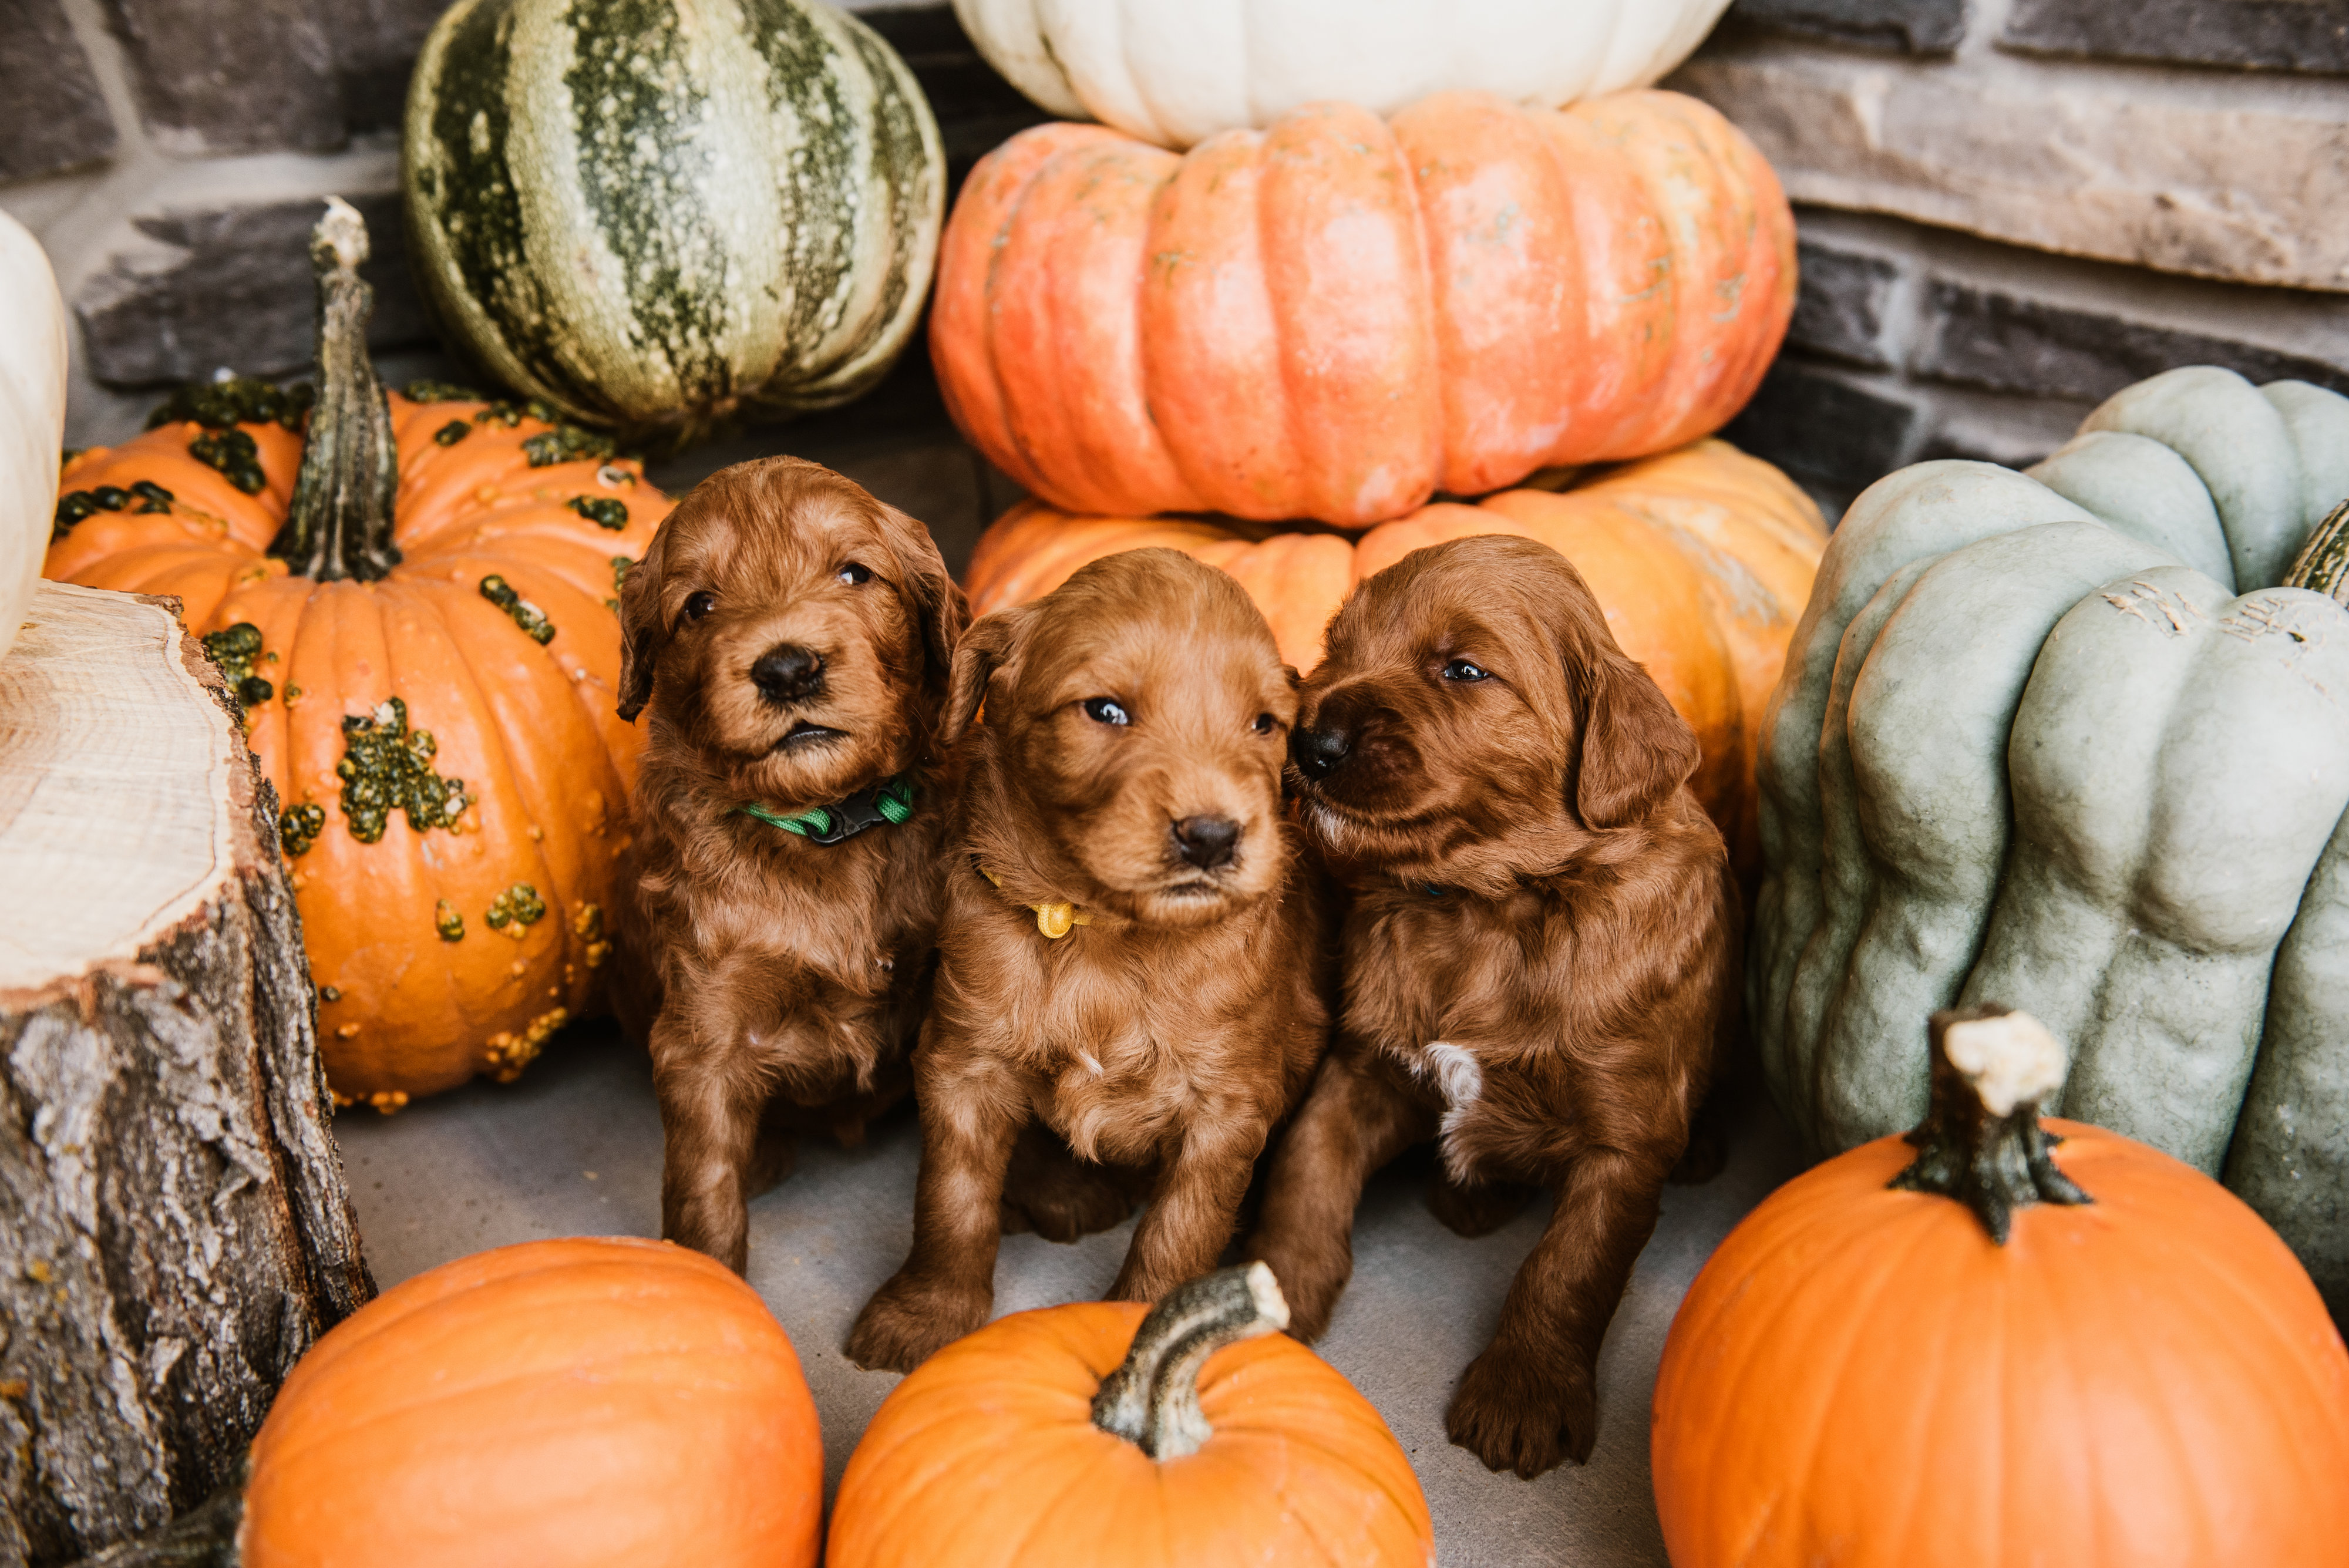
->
(1241, 1238), (1348, 1341)
(1426, 1175), (1537, 1237)
(1001, 1160), (1136, 1244)
(846, 1273), (989, 1374)
(1445, 1345), (1597, 1477)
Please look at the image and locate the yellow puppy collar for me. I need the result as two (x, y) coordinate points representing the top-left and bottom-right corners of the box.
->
(976, 860), (1090, 940)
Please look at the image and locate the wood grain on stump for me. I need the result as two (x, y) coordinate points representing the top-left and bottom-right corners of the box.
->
(1, 581), (372, 1568)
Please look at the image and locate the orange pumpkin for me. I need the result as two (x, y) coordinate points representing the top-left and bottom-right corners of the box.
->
(933, 88), (1794, 529)
(964, 438), (1826, 877)
(43, 201), (668, 1105)
(829, 1264), (1432, 1567)
(239, 1236), (822, 1568)
(1651, 1007), (2349, 1568)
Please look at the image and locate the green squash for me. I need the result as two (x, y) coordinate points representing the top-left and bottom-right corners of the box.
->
(1754, 365), (2349, 1309)
(403, 0), (944, 445)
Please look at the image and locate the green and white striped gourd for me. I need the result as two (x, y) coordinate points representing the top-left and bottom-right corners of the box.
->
(403, 0), (944, 445)
(1753, 365), (2349, 1313)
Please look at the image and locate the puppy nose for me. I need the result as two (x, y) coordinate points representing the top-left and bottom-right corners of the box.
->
(751, 643), (824, 704)
(1290, 724), (1351, 781)
(1172, 815), (1240, 870)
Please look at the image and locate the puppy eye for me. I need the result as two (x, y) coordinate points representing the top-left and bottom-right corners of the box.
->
(1442, 658), (1491, 682)
(837, 562), (871, 586)
(684, 591), (717, 624)
(1251, 712), (1276, 734)
(1082, 697), (1130, 727)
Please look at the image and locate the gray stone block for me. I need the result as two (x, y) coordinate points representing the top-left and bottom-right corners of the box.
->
(1915, 280), (2349, 402)
(0, 0), (118, 182)
(1722, 358), (1922, 492)
(322, 0), (457, 133)
(1791, 239), (1903, 367)
(1727, 0), (1968, 55)
(104, 0), (343, 154)
(2002, 0), (2349, 76)
(75, 192), (428, 388)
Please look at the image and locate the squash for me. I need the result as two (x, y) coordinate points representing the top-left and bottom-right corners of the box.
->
(1, 209), (67, 668)
(1752, 365), (2349, 1312)
(953, 0), (1735, 150)
(964, 438), (1827, 879)
(45, 201), (669, 1105)
(829, 1263), (1432, 1567)
(1652, 1005), (2349, 1568)
(232, 1237), (817, 1566)
(933, 89), (1794, 529)
(403, 0), (945, 447)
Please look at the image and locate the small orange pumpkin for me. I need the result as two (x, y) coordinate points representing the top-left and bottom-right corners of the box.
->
(964, 438), (1826, 877)
(236, 1237), (822, 1567)
(829, 1264), (1433, 1567)
(1651, 1006), (2349, 1568)
(44, 201), (669, 1103)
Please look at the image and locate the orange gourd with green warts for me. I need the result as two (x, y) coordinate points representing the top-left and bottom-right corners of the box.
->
(43, 200), (669, 1105)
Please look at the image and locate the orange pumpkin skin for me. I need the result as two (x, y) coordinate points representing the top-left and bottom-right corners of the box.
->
(45, 395), (668, 1101)
(828, 1300), (1434, 1568)
(934, 89), (1795, 529)
(964, 438), (1826, 877)
(240, 1237), (821, 1568)
(1650, 1119), (2349, 1568)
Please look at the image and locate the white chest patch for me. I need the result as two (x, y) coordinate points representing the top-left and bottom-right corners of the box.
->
(1420, 1041), (1484, 1185)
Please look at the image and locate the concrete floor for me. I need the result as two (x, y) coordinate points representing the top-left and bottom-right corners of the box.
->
(335, 1023), (1803, 1567)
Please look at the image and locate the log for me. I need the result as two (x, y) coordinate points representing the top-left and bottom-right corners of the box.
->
(0, 581), (372, 1568)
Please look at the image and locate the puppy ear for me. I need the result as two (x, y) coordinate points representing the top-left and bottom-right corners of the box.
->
(615, 521), (670, 723)
(941, 604), (1031, 749)
(1573, 648), (1700, 829)
(1284, 664), (1302, 691)
(875, 503), (969, 701)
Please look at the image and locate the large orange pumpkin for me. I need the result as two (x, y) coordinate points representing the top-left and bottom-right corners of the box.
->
(43, 201), (669, 1105)
(829, 1264), (1433, 1567)
(964, 438), (1826, 876)
(933, 88), (1795, 529)
(238, 1236), (822, 1567)
(1651, 1007), (2349, 1568)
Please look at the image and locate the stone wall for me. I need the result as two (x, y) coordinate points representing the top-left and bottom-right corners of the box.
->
(1675, 0), (2349, 513)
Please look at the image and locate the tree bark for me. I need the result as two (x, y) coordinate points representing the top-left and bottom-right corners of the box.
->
(0, 581), (372, 1568)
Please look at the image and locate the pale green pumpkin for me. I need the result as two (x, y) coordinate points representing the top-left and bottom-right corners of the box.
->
(1755, 365), (2349, 1310)
(402, 0), (944, 445)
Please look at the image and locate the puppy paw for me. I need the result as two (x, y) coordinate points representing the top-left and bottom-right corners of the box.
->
(1426, 1176), (1537, 1238)
(845, 1274), (990, 1374)
(1002, 1160), (1137, 1244)
(1445, 1347), (1597, 1478)
(744, 1128), (797, 1200)
(1241, 1242), (1347, 1341)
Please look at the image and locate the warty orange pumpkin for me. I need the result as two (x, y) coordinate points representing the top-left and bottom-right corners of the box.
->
(1650, 1005), (2349, 1568)
(829, 1264), (1433, 1567)
(43, 200), (669, 1106)
(933, 88), (1795, 529)
(964, 438), (1826, 878)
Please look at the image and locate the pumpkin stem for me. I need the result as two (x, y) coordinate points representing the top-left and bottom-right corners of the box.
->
(2285, 497), (2349, 603)
(270, 197), (401, 583)
(1890, 1005), (2091, 1243)
(1091, 1262), (1288, 1461)
(66, 1469), (244, 1564)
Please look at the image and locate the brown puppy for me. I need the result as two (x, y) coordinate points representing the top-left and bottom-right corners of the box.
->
(612, 456), (967, 1274)
(846, 549), (1331, 1373)
(1246, 533), (1736, 1478)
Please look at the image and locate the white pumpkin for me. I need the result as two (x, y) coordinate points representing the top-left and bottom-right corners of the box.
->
(0, 211), (68, 668)
(952, 0), (1734, 149)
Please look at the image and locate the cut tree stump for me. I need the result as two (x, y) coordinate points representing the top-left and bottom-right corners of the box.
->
(0, 581), (372, 1568)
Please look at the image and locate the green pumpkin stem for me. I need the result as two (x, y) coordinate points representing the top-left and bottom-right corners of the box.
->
(1890, 1004), (2091, 1244)
(270, 198), (401, 583)
(2284, 497), (2349, 603)
(1091, 1263), (1288, 1460)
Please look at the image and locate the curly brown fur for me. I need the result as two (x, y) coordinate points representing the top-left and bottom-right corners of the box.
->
(610, 456), (967, 1274)
(846, 549), (1334, 1374)
(1244, 534), (1737, 1478)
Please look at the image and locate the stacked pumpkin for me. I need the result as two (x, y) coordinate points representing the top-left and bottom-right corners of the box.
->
(928, 36), (1825, 867)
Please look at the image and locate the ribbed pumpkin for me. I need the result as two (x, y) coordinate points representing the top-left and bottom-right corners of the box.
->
(954, 0), (1735, 149)
(44, 203), (669, 1106)
(1652, 1007), (2349, 1568)
(933, 89), (1794, 529)
(965, 438), (1826, 877)
(403, 0), (945, 446)
(237, 1237), (822, 1567)
(2, 208), (67, 667)
(829, 1265), (1432, 1568)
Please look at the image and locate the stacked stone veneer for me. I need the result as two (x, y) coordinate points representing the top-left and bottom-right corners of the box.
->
(1674, 0), (2349, 513)
(4, 0), (2345, 512)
